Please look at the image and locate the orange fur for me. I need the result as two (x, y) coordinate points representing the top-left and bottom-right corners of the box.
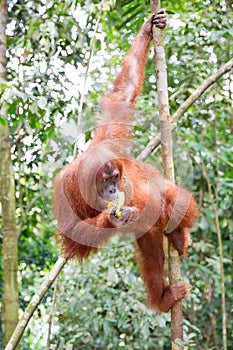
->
(53, 14), (199, 312)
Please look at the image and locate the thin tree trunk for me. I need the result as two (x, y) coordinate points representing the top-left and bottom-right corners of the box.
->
(201, 157), (227, 350)
(0, 0), (19, 346)
(150, 1), (183, 348)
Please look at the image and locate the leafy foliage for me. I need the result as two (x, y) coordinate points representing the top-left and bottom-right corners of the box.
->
(22, 244), (172, 349)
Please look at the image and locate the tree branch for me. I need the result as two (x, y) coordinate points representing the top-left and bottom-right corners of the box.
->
(4, 256), (68, 350)
(138, 58), (233, 161)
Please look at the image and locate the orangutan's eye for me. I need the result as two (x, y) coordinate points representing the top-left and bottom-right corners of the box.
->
(113, 174), (119, 183)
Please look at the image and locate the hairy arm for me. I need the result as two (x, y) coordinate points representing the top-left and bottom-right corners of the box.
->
(101, 10), (167, 105)
(58, 210), (115, 248)
(59, 203), (139, 245)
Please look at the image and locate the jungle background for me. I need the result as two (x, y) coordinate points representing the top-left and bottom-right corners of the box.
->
(0, 0), (232, 349)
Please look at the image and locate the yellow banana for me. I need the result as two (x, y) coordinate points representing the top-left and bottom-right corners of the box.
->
(107, 191), (125, 218)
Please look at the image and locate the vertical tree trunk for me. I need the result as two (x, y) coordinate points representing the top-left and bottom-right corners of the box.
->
(150, 1), (183, 349)
(0, 0), (19, 346)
